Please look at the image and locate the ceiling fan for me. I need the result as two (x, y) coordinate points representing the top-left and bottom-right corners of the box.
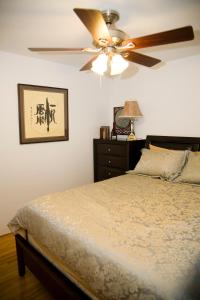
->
(29, 8), (194, 76)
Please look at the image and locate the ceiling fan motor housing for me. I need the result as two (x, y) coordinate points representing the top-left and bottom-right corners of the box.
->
(94, 9), (128, 47)
(102, 9), (119, 24)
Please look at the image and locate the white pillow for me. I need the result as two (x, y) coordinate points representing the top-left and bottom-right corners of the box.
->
(129, 148), (188, 180)
(175, 151), (200, 184)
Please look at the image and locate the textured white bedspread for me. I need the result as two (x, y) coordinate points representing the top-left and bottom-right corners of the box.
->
(8, 174), (200, 300)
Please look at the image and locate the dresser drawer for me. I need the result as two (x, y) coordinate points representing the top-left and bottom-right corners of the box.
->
(97, 166), (125, 181)
(96, 143), (127, 156)
(97, 155), (127, 169)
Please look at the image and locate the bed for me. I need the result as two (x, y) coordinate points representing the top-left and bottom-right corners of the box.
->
(8, 135), (200, 300)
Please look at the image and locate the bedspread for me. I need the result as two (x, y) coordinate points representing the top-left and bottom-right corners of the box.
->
(8, 174), (200, 300)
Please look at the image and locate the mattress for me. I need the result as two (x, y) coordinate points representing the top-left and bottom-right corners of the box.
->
(8, 174), (200, 300)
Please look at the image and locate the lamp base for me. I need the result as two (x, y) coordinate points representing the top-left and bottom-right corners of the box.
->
(127, 133), (136, 141)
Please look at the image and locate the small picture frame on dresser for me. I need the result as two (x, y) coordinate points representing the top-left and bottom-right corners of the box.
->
(113, 107), (131, 135)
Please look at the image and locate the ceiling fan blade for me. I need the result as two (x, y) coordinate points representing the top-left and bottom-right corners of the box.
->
(80, 55), (98, 71)
(28, 47), (85, 52)
(123, 51), (161, 67)
(73, 8), (111, 44)
(123, 26), (194, 49)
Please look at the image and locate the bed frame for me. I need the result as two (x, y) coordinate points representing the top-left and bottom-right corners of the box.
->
(15, 135), (200, 300)
(15, 234), (90, 300)
(145, 135), (200, 151)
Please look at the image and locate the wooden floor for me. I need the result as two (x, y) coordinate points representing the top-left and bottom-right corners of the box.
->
(0, 234), (55, 300)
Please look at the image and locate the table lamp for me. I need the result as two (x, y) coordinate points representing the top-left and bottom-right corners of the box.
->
(119, 100), (143, 140)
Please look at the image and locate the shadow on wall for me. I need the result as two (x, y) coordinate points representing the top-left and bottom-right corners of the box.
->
(182, 258), (200, 300)
(120, 64), (139, 79)
(119, 60), (164, 79)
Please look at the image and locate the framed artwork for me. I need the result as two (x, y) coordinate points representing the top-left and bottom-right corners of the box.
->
(18, 84), (68, 144)
(113, 106), (131, 135)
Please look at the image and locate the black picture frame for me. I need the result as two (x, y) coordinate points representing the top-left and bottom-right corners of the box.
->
(18, 84), (69, 144)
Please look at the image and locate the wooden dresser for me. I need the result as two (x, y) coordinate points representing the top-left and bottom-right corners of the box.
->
(93, 139), (145, 182)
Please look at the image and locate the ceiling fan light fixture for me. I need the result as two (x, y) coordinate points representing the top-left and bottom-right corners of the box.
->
(110, 54), (129, 76)
(91, 53), (108, 75)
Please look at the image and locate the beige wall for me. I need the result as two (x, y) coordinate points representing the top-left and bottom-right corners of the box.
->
(109, 54), (200, 139)
(0, 51), (110, 234)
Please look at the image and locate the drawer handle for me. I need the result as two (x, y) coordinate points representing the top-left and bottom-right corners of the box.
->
(107, 148), (111, 152)
(108, 160), (111, 164)
(108, 172), (111, 176)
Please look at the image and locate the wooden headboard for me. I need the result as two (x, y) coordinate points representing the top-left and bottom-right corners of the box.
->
(145, 135), (200, 151)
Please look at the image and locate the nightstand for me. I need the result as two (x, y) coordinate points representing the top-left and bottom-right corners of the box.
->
(93, 139), (145, 182)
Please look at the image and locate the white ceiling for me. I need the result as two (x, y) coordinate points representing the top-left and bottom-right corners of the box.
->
(0, 0), (200, 70)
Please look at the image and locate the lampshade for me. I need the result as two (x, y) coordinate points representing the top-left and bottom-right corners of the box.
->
(91, 53), (108, 75)
(119, 100), (143, 119)
(91, 53), (129, 76)
(110, 54), (129, 76)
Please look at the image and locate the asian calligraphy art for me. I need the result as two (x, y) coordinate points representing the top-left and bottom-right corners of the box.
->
(18, 84), (68, 144)
(35, 98), (56, 132)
